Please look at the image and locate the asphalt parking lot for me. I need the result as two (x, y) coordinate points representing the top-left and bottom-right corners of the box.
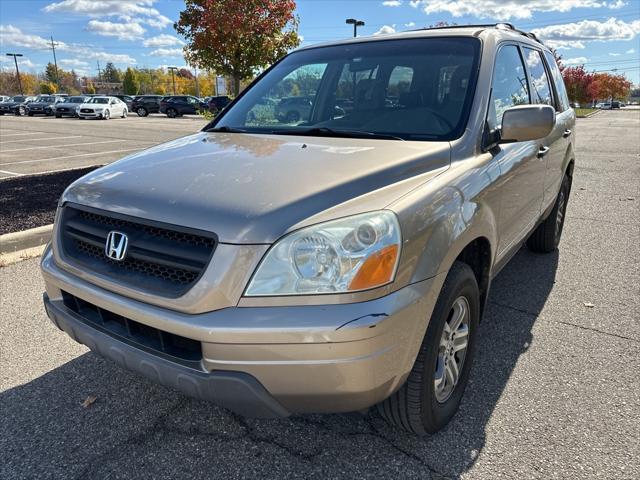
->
(0, 114), (207, 178)
(1, 110), (639, 479)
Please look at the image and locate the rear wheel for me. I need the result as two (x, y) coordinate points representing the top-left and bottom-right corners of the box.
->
(55, 114), (62, 118)
(167, 108), (177, 118)
(121, 108), (127, 118)
(286, 110), (300, 123)
(136, 107), (148, 117)
(377, 262), (479, 434)
(527, 174), (571, 253)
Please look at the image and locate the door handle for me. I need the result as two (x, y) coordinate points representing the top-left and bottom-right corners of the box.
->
(563, 129), (572, 138)
(537, 146), (550, 158)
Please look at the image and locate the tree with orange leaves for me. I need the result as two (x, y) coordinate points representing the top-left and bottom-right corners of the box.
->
(175, 0), (300, 95)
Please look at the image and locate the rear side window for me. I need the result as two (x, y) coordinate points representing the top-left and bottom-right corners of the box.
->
(488, 45), (530, 130)
(543, 51), (570, 112)
(523, 48), (553, 107)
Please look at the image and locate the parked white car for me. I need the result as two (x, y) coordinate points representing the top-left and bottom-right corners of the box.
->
(77, 96), (128, 120)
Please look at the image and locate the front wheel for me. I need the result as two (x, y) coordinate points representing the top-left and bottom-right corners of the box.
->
(17, 106), (25, 116)
(136, 107), (148, 117)
(103, 109), (110, 120)
(527, 174), (571, 253)
(166, 108), (177, 118)
(121, 108), (127, 118)
(377, 261), (479, 435)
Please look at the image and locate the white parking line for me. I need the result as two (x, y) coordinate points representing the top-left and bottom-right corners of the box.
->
(0, 132), (47, 137)
(0, 139), (125, 153)
(0, 169), (21, 176)
(0, 135), (82, 145)
(1, 148), (144, 166)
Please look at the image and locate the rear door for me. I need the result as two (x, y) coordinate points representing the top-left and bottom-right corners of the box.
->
(542, 49), (575, 207)
(489, 44), (547, 256)
(522, 47), (568, 210)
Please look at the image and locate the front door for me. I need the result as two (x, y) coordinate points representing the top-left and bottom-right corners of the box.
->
(489, 44), (547, 256)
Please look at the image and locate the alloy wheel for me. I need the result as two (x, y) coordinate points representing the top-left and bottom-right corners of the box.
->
(434, 296), (470, 403)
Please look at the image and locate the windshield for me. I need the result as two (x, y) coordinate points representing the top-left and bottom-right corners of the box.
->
(11, 96), (26, 102)
(88, 98), (109, 104)
(68, 97), (86, 103)
(213, 37), (480, 141)
(37, 96), (56, 103)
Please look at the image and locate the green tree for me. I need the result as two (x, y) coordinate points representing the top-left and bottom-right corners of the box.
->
(85, 81), (96, 94)
(44, 62), (58, 84)
(122, 68), (140, 95)
(102, 62), (121, 83)
(175, 0), (300, 95)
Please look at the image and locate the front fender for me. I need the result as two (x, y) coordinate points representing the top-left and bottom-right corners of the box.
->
(390, 155), (500, 285)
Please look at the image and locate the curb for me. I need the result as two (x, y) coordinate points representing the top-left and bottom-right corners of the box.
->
(0, 224), (53, 255)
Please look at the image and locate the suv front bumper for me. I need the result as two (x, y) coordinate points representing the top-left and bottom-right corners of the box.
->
(41, 246), (444, 416)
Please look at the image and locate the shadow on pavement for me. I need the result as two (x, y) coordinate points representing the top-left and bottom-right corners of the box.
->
(0, 247), (558, 479)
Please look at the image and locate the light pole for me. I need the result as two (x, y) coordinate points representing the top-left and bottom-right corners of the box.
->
(6, 53), (24, 95)
(346, 18), (365, 38)
(168, 66), (178, 95)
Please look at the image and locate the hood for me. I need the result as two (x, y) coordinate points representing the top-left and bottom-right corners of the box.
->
(62, 132), (450, 244)
(28, 102), (54, 107)
(79, 103), (102, 108)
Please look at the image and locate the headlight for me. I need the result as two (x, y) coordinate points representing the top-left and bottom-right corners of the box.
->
(245, 211), (401, 296)
(94, 107), (104, 111)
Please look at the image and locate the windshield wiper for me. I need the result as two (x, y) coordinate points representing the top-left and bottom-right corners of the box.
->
(272, 127), (405, 141)
(204, 125), (247, 133)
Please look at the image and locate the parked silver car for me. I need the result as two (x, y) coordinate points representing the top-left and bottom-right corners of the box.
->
(53, 96), (90, 118)
(42, 24), (575, 434)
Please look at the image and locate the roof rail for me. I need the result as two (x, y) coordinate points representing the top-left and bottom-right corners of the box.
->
(414, 23), (543, 44)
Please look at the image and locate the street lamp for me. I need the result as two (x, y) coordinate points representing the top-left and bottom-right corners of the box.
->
(346, 18), (365, 38)
(168, 66), (178, 95)
(6, 53), (24, 95)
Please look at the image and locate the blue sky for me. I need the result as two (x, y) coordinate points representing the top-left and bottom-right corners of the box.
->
(1, 0), (639, 84)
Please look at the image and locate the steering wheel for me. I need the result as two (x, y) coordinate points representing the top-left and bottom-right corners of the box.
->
(419, 107), (455, 131)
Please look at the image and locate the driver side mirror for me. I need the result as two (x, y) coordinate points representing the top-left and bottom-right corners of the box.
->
(500, 105), (555, 143)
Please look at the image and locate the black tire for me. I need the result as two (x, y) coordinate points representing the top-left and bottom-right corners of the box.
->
(27, 112), (34, 117)
(17, 106), (25, 116)
(136, 107), (148, 117)
(377, 261), (480, 435)
(166, 108), (178, 118)
(527, 174), (571, 253)
(103, 109), (110, 120)
(55, 114), (62, 118)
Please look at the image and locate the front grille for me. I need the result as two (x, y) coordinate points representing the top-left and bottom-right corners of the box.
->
(61, 291), (203, 369)
(58, 108), (68, 112)
(59, 204), (217, 297)
(80, 108), (93, 113)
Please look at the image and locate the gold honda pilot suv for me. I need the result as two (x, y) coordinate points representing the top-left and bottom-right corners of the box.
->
(41, 24), (575, 434)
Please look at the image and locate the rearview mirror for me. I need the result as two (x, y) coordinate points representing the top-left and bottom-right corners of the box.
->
(500, 105), (555, 143)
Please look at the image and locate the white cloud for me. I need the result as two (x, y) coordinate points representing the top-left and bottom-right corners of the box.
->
(404, 22), (416, 27)
(86, 20), (145, 40)
(609, 52), (621, 56)
(0, 24), (54, 50)
(564, 56), (588, 64)
(373, 25), (396, 36)
(148, 47), (184, 57)
(608, 0), (626, 9)
(409, 1), (620, 21)
(143, 34), (183, 47)
(0, 56), (39, 69)
(533, 18), (640, 50)
(43, 0), (171, 29)
(626, 48), (636, 54)
(0, 24), (137, 65)
(382, 1), (402, 6)
(60, 58), (89, 67)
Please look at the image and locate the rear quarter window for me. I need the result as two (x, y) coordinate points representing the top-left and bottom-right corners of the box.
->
(543, 50), (571, 111)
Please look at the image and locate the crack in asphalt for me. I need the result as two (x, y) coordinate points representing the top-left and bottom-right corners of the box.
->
(72, 398), (450, 479)
(556, 321), (640, 343)
(490, 300), (639, 344)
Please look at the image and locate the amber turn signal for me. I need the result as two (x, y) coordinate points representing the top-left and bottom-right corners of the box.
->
(349, 244), (399, 291)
